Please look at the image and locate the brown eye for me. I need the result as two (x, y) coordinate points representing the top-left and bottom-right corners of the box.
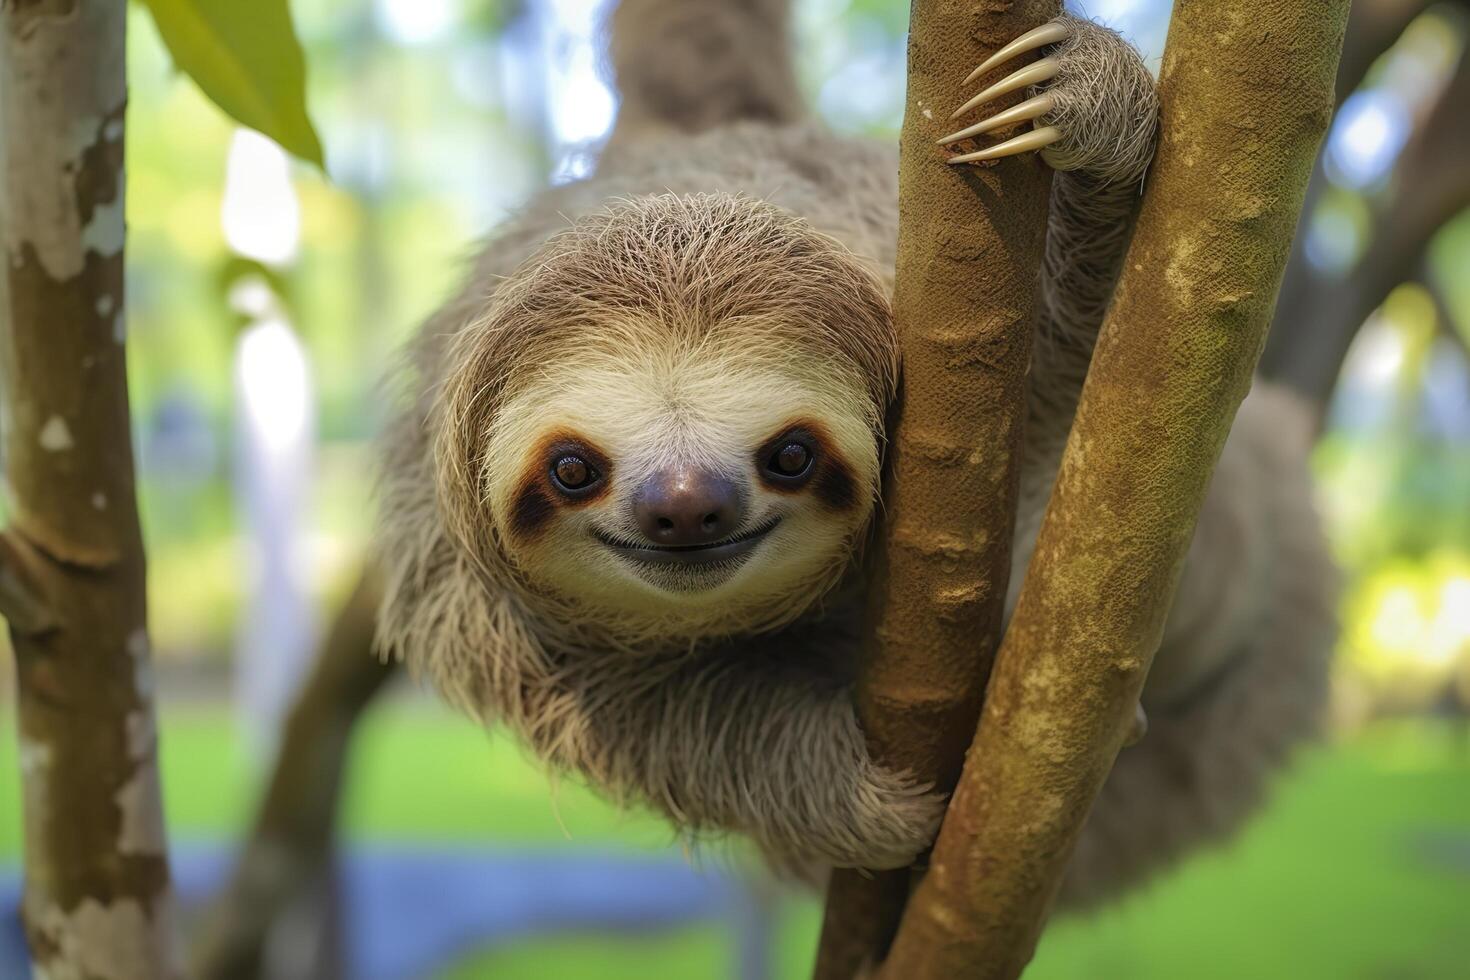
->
(551, 454), (599, 494)
(767, 440), (814, 481)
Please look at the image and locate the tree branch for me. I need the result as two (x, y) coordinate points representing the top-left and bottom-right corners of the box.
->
(876, 1), (1349, 976)
(1, 2), (179, 975)
(194, 567), (394, 980)
(814, 1), (1058, 975)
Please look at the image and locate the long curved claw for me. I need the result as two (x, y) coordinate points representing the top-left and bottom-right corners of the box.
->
(946, 126), (1061, 165)
(936, 93), (1054, 146)
(949, 56), (1059, 121)
(962, 21), (1071, 86)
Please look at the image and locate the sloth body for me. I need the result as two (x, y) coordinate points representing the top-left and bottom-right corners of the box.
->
(378, 1), (1337, 906)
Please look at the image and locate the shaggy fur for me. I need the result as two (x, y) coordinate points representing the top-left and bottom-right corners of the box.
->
(1024, 20), (1160, 462)
(376, 2), (1338, 906)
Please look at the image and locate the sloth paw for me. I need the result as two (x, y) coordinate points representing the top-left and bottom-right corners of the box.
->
(846, 765), (949, 870)
(752, 766), (945, 873)
(938, 15), (1158, 184)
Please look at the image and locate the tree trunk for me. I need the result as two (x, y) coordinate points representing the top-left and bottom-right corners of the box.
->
(814, 1), (1058, 975)
(875, 2), (1349, 977)
(0, 2), (179, 977)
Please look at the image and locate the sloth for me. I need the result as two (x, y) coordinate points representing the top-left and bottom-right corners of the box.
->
(377, 0), (1337, 906)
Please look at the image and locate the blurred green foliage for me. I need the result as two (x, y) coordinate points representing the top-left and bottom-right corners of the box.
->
(1314, 274), (1470, 714)
(122, 0), (539, 653)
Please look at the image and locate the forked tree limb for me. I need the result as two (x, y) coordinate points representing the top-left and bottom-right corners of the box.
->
(876, 2), (1349, 977)
(194, 567), (395, 980)
(1, 2), (179, 976)
(814, 1), (1059, 976)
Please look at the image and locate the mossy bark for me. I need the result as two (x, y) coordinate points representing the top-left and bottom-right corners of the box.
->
(877, 2), (1350, 977)
(0, 2), (179, 977)
(814, 1), (1058, 975)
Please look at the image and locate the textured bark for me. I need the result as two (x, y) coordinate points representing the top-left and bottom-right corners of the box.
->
(194, 568), (393, 980)
(877, 2), (1349, 977)
(0, 2), (179, 977)
(814, 1), (1058, 976)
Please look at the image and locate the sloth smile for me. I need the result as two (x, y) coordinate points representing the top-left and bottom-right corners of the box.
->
(594, 517), (781, 570)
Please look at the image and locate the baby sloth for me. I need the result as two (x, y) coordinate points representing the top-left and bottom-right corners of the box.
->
(378, 0), (1338, 906)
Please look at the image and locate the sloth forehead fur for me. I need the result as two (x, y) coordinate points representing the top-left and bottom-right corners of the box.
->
(436, 193), (899, 645)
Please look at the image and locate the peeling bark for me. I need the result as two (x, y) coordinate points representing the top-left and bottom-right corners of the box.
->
(1, 2), (179, 977)
(876, 2), (1349, 977)
(814, 1), (1058, 976)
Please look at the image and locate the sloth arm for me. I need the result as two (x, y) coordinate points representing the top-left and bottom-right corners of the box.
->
(559, 627), (946, 872)
(959, 22), (1338, 905)
(1019, 15), (1161, 460)
(1025, 171), (1150, 455)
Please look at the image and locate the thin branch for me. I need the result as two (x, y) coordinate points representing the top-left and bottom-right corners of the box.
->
(194, 567), (394, 980)
(1264, 0), (1428, 360)
(814, 1), (1059, 975)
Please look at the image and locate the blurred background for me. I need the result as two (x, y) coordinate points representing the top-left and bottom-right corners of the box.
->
(1, 0), (1467, 977)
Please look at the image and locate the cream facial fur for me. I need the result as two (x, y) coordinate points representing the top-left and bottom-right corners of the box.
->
(482, 336), (882, 642)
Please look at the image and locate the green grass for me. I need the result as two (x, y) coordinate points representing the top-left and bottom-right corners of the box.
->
(2, 707), (1467, 978)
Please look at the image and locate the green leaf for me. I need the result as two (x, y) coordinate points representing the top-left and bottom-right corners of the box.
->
(137, 0), (325, 169)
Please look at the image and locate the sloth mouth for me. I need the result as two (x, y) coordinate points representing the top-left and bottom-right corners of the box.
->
(594, 517), (781, 569)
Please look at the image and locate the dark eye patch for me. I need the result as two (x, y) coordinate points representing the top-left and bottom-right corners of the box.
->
(509, 480), (558, 539)
(755, 420), (861, 512)
(504, 430), (612, 541)
(812, 457), (857, 511)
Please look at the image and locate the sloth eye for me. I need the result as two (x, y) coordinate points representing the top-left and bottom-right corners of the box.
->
(766, 440), (814, 481)
(550, 454), (600, 494)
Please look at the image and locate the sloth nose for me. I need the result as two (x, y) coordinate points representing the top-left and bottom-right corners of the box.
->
(633, 468), (745, 546)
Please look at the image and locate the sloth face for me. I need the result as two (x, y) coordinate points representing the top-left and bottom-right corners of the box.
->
(436, 193), (898, 642)
(480, 341), (882, 639)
